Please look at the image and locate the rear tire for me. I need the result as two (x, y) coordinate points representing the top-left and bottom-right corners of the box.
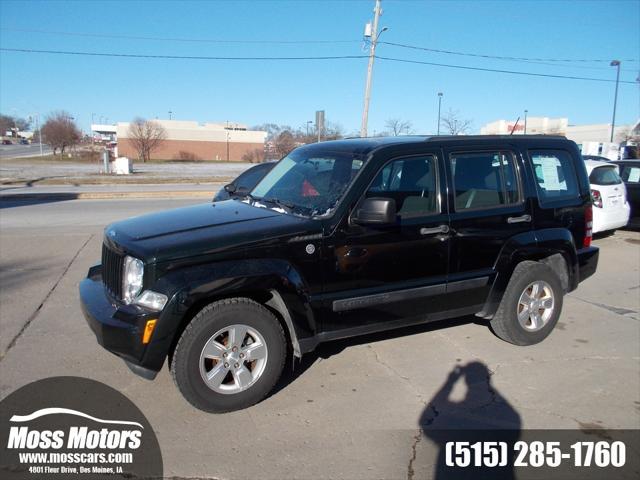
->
(171, 298), (286, 413)
(490, 261), (563, 346)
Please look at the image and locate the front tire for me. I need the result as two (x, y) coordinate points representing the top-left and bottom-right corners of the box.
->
(490, 261), (563, 346)
(171, 298), (286, 413)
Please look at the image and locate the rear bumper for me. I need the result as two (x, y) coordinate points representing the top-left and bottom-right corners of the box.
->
(79, 265), (160, 380)
(576, 246), (599, 283)
(592, 204), (630, 233)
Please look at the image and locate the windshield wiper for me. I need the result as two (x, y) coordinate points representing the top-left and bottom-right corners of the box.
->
(244, 192), (262, 203)
(262, 197), (297, 212)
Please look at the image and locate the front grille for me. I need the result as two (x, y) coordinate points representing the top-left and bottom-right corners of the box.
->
(102, 243), (124, 299)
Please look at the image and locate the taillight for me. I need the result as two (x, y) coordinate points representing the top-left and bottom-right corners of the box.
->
(591, 189), (603, 208)
(584, 204), (593, 248)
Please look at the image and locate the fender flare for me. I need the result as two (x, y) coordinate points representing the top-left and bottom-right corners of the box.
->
(142, 259), (316, 370)
(478, 228), (578, 319)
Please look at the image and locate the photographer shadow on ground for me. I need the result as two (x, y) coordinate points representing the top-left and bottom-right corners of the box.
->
(420, 361), (521, 480)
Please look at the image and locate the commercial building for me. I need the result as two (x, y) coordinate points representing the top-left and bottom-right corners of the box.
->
(116, 120), (267, 161)
(480, 117), (639, 159)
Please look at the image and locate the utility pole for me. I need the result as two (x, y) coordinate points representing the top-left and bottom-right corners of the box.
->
(610, 60), (621, 143)
(360, 0), (385, 138)
(524, 109), (528, 134)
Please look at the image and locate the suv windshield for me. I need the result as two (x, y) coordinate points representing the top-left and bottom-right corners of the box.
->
(250, 148), (365, 216)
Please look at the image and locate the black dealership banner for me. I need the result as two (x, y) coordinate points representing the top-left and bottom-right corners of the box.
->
(0, 377), (162, 479)
(415, 429), (640, 479)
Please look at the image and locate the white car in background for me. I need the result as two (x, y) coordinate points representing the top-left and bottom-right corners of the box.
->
(585, 159), (630, 234)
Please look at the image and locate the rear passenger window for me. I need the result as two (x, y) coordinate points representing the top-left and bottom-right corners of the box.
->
(367, 155), (439, 217)
(530, 150), (580, 204)
(621, 165), (640, 183)
(589, 166), (622, 186)
(449, 151), (520, 211)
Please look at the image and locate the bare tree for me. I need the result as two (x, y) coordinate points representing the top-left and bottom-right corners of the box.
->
(617, 127), (640, 145)
(41, 111), (81, 156)
(274, 130), (297, 157)
(384, 118), (413, 136)
(440, 109), (473, 135)
(1, 114), (31, 137)
(0, 115), (12, 136)
(241, 148), (265, 163)
(323, 121), (345, 141)
(128, 118), (167, 162)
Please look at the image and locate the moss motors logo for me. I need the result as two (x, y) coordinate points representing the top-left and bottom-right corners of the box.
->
(8, 408), (143, 451)
(0, 377), (162, 479)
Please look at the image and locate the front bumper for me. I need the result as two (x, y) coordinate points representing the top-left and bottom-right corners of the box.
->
(576, 246), (599, 283)
(79, 265), (160, 380)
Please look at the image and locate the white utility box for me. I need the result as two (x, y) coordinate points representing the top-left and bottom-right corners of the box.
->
(113, 157), (132, 175)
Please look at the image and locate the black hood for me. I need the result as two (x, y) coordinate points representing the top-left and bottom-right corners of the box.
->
(105, 199), (316, 264)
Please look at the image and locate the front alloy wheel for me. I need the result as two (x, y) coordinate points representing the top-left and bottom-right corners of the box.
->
(171, 298), (286, 413)
(199, 324), (268, 394)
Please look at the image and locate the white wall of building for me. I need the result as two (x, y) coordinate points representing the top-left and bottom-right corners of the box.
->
(116, 120), (267, 144)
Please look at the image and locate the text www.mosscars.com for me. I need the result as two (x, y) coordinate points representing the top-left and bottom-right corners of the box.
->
(18, 452), (134, 464)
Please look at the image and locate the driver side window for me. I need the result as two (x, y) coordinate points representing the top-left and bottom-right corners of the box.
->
(366, 155), (439, 218)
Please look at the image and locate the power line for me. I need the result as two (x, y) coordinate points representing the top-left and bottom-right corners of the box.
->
(379, 40), (639, 63)
(1, 47), (637, 84)
(0, 47), (367, 61)
(376, 56), (638, 84)
(0, 28), (359, 45)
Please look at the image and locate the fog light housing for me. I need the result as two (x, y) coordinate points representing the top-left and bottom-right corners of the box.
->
(135, 290), (168, 311)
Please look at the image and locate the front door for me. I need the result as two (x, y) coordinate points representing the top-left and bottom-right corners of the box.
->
(319, 152), (452, 334)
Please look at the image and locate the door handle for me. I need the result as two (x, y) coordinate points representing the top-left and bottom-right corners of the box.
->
(420, 225), (450, 235)
(507, 214), (531, 224)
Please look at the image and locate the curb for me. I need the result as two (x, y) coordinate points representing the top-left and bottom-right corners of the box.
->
(0, 190), (214, 201)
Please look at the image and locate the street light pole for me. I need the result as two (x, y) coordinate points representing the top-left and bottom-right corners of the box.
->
(168, 110), (172, 120)
(437, 92), (443, 135)
(306, 120), (313, 137)
(226, 132), (230, 161)
(360, 0), (385, 137)
(610, 60), (621, 143)
(524, 109), (528, 134)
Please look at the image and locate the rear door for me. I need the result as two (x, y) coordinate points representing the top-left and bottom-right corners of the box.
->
(444, 146), (531, 310)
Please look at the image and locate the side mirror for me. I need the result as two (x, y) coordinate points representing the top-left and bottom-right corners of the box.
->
(224, 183), (237, 194)
(352, 197), (397, 226)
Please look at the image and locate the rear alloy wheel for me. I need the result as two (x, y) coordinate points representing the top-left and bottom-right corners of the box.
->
(171, 298), (286, 413)
(516, 281), (555, 332)
(490, 261), (563, 346)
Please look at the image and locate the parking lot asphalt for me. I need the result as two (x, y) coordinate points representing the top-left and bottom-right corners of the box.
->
(1, 197), (639, 479)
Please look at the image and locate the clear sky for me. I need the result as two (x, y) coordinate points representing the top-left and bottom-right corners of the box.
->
(1, 0), (638, 135)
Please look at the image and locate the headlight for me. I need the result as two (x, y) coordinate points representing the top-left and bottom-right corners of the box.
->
(123, 256), (144, 304)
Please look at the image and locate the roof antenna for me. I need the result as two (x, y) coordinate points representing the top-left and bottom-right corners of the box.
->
(510, 117), (521, 135)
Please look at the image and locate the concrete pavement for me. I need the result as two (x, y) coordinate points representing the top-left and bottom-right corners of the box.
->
(0, 197), (638, 479)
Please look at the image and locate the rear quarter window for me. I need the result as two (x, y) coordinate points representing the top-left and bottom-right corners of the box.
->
(529, 150), (580, 205)
(589, 166), (622, 186)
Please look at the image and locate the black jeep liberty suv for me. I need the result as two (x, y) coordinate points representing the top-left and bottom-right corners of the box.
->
(80, 135), (599, 412)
